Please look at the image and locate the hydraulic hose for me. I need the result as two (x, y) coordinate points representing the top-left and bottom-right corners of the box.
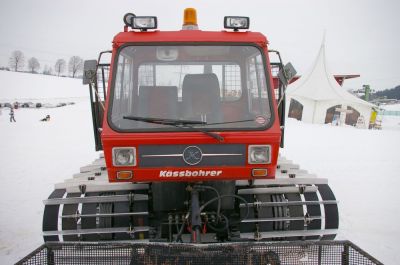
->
(193, 185), (222, 218)
(176, 190), (250, 241)
(200, 194), (250, 232)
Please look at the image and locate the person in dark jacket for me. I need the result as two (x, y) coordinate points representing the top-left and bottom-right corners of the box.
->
(9, 108), (16, 122)
(40, 115), (50, 122)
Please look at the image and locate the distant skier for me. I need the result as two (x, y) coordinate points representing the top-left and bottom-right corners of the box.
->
(40, 115), (50, 122)
(9, 108), (16, 122)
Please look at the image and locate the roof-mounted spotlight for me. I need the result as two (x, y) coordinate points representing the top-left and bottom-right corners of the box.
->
(123, 13), (136, 27)
(123, 13), (157, 31)
(224, 16), (250, 31)
(132, 16), (157, 31)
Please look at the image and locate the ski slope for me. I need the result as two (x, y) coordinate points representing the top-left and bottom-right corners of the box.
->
(0, 70), (399, 264)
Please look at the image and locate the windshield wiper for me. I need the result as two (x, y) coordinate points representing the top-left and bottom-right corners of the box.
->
(206, 119), (255, 125)
(123, 116), (224, 142)
(123, 116), (206, 126)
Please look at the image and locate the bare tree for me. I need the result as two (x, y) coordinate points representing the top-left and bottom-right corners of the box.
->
(28, 57), (40, 73)
(68, 56), (83, 78)
(54, 59), (66, 76)
(42, 65), (53, 75)
(9, 50), (25, 72)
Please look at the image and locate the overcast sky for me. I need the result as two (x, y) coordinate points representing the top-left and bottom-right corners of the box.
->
(0, 0), (399, 90)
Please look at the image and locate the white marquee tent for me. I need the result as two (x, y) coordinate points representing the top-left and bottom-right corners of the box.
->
(285, 41), (375, 128)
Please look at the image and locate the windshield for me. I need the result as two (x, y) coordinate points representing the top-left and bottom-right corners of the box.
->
(109, 45), (272, 131)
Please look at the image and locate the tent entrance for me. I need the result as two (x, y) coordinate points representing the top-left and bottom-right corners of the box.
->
(325, 105), (341, 124)
(288, 99), (303, 121)
(345, 106), (360, 126)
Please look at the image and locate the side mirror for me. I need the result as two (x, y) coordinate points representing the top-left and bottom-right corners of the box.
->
(278, 62), (297, 86)
(82, 60), (98, 85)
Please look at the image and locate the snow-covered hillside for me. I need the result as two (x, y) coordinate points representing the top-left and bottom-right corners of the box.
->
(0, 70), (87, 102)
(1, 71), (399, 264)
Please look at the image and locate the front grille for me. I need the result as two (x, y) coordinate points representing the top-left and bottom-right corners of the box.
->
(138, 144), (246, 167)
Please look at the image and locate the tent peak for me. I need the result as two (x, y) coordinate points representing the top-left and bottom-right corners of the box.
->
(321, 30), (327, 47)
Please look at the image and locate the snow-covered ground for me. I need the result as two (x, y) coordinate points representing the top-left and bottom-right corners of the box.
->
(1, 70), (400, 264)
(381, 103), (400, 111)
(0, 71), (98, 264)
(280, 118), (400, 264)
(379, 104), (400, 131)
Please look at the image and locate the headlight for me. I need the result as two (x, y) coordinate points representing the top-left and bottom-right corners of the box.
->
(248, 145), (271, 164)
(112, 147), (136, 166)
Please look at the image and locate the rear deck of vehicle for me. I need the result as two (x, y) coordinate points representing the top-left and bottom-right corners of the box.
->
(17, 240), (382, 265)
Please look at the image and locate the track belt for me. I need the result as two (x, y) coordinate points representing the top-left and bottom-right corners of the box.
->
(42, 189), (66, 242)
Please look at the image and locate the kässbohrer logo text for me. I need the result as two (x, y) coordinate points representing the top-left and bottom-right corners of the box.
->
(159, 170), (223, 177)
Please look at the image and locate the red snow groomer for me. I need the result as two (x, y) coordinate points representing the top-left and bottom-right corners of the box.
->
(43, 8), (339, 245)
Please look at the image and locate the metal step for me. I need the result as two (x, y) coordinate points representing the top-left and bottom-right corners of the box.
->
(241, 216), (321, 223)
(239, 200), (338, 208)
(238, 186), (318, 195)
(55, 182), (149, 193)
(236, 178), (326, 186)
(277, 164), (300, 170)
(61, 212), (149, 219)
(43, 226), (149, 236)
(240, 229), (338, 239)
(80, 164), (105, 173)
(44, 194), (148, 205)
(72, 172), (108, 180)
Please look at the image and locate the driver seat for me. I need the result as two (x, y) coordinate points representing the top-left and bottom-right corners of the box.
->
(181, 73), (222, 123)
